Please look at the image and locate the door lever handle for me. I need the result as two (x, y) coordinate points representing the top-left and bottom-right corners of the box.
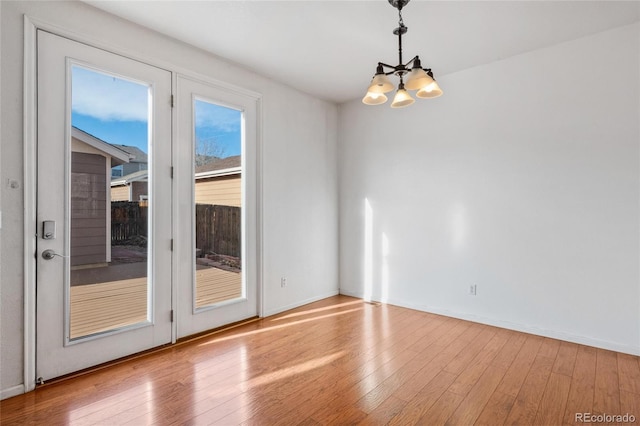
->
(42, 249), (68, 260)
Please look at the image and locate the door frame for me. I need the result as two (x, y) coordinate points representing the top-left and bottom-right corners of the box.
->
(23, 15), (264, 393)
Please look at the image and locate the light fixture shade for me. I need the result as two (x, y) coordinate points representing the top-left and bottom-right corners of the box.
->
(368, 73), (394, 93)
(416, 81), (443, 98)
(362, 91), (388, 105)
(390, 88), (414, 108)
(405, 67), (435, 91)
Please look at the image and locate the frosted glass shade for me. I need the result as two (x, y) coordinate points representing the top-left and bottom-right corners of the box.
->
(405, 68), (434, 91)
(390, 88), (414, 108)
(368, 73), (394, 93)
(416, 81), (443, 98)
(362, 91), (388, 105)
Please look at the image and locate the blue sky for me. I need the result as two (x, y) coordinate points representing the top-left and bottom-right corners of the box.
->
(71, 66), (241, 157)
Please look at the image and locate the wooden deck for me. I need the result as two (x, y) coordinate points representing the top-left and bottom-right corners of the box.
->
(70, 277), (147, 339)
(196, 267), (242, 308)
(69, 267), (241, 339)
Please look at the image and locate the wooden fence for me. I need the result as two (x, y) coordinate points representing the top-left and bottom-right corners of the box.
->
(111, 201), (147, 244)
(111, 202), (240, 257)
(196, 204), (241, 258)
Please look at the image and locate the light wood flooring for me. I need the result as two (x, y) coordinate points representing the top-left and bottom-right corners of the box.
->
(2, 295), (639, 425)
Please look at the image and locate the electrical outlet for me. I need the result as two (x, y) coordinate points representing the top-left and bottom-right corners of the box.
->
(469, 284), (477, 296)
(281, 277), (287, 288)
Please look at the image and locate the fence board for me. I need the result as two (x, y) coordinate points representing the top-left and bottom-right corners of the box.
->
(195, 204), (241, 258)
(111, 201), (147, 244)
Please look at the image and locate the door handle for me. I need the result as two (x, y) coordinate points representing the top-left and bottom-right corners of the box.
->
(42, 249), (67, 260)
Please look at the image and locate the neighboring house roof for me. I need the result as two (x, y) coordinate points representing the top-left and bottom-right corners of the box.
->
(110, 170), (149, 186)
(111, 144), (148, 163)
(195, 155), (241, 179)
(111, 155), (241, 185)
(72, 126), (132, 165)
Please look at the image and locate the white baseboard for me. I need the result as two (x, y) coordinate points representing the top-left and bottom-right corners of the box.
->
(338, 290), (640, 356)
(263, 290), (340, 317)
(337, 288), (361, 298)
(1, 384), (25, 400)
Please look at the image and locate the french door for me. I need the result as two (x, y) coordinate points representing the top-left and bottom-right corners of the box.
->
(36, 30), (173, 380)
(174, 75), (259, 338)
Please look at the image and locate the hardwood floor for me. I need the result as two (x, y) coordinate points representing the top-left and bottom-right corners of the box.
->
(2, 295), (639, 425)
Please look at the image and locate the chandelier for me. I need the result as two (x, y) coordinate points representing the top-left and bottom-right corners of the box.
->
(363, 0), (442, 108)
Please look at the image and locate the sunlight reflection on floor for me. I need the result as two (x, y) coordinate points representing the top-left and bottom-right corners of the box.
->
(197, 307), (364, 347)
(270, 300), (362, 321)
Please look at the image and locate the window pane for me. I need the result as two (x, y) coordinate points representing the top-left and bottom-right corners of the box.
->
(69, 65), (151, 340)
(193, 99), (243, 309)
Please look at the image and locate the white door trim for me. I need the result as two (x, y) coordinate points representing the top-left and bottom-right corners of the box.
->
(23, 15), (38, 394)
(23, 14), (264, 394)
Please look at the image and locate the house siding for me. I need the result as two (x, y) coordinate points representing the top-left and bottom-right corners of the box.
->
(71, 152), (107, 267)
(195, 175), (241, 207)
(110, 185), (129, 201)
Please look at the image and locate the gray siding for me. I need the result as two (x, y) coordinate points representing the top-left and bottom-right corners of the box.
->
(71, 152), (107, 266)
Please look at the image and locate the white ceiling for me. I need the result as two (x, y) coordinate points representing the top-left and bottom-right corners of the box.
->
(86, 1), (639, 104)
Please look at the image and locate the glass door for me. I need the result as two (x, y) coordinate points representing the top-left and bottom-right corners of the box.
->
(175, 76), (259, 338)
(36, 30), (172, 381)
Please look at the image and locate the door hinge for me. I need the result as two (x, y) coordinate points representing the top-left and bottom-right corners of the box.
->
(170, 94), (174, 108)
(170, 239), (174, 251)
(170, 310), (174, 322)
(170, 166), (174, 179)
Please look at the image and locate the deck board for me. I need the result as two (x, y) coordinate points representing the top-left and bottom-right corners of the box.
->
(69, 267), (241, 338)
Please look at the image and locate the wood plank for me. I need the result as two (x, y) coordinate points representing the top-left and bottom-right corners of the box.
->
(388, 371), (457, 425)
(357, 396), (406, 425)
(564, 345), (597, 425)
(593, 348), (621, 415)
(533, 372), (572, 425)
(444, 365), (507, 425)
(419, 390), (464, 425)
(495, 334), (543, 397)
(618, 353), (640, 395)
(537, 337), (561, 359)
(504, 353), (554, 424)
(447, 329), (509, 396)
(474, 390), (515, 425)
(620, 391), (640, 423)
(553, 341), (579, 377)
(490, 330), (527, 371)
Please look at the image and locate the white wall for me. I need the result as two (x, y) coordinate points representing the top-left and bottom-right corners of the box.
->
(339, 23), (640, 355)
(1, 0), (338, 398)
